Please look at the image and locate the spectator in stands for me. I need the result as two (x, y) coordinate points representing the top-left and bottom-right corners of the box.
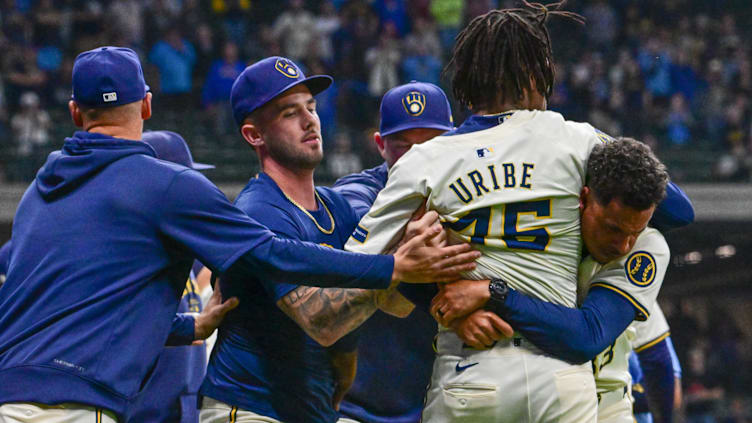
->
(401, 43), (441, 87)
(108, 0), (145, 48)
(9, 92), (50, 181)
(3, 46), (46, 112)
(313, 1), (340, 63)
(429, 0), (463, 55)
(326, 132), (362, 178)
(202, 41), (245, 134)
(365, 23), (401, 97)
(272, 0), (316, 61)
(149, 26), (197, 110)
(403, 17), (441, 60)
(666, 93), (693, 147)
(373, 0), (409, 37)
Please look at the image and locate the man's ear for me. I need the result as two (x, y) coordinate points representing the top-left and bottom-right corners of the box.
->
(142, 93), (152, 120)
(69, 100), (83, 127)
(374, 132), (386, 157)
(579, 186), (590, 213)
(240, 122), (264, 150)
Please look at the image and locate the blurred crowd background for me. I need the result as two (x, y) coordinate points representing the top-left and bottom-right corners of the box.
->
(0, 1), (751, 421)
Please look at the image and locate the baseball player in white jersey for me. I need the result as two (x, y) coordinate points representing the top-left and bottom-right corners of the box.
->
(346, 5), (605, 422)
(579, 228), (670, 422)
(428, 138), (674, 423)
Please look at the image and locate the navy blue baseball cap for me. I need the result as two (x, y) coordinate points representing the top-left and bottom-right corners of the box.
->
(380, 81), (454, 137)
(142, 130), (214, 170)
(72, 46), (150, 108)
(231, 56), (332, 125)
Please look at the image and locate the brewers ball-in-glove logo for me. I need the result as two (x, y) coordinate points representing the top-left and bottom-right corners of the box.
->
(625, 251), (656, 287)
(402, 91), (426, 116)
(275, 58), (298, 78)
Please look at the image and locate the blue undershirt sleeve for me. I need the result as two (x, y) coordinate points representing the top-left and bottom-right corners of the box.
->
(650, 181), (694, 232)
(165, 313), (195, 346)
(492, 287), (637, 363)
(397, 283), (438, 314)
(231, 240), (393, 290)
(161, 170), (394, 291)
(638, 338), (676, 423)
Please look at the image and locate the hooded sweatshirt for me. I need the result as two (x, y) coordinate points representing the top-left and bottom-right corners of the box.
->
(0, 131), (392, 419)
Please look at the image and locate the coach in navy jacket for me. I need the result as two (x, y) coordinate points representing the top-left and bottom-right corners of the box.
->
(0, 47), (465, 422)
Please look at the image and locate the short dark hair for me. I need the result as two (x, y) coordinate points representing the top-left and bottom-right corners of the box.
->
(444, 2), (583, 111)
(587, 137), (669, 210)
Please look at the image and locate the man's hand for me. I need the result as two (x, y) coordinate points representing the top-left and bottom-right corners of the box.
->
(431, 279), (491, 327)
(193, 279), (239, 341)
(330, 349), (357, 411)
(449, 309), (514, 349)
(392, 211), (479, 283)
(375, 282), (415, 318)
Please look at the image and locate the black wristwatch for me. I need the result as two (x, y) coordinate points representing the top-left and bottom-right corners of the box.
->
(487, 278), (509, 309)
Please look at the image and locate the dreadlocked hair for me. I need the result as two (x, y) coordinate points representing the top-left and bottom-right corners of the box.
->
(445, 1), (584, 111)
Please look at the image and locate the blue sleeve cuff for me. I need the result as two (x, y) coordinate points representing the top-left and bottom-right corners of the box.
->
(165, 313), (195, 346)
(493, 287), (636, 363)
(397, 283), (438, 314)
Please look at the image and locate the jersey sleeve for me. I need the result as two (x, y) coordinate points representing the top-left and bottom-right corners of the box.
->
(632, 303), (671, 352)
(345, 150), (429, 254)
(237, 195), (306, 302)
(332, 179), (379, 221)
(588, 228), (670, 321)
(158, 169), (274, 274)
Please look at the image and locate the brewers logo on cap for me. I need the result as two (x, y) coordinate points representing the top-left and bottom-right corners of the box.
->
(402, 91), (426, 116)
(625, 251), (656, 287)
(275, 58), (298, 78)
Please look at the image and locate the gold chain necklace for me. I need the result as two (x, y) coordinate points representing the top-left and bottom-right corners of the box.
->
(281, 189), (335, 235)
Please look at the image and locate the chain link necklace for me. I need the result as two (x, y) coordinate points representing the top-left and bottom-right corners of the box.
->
(280, 189), (335, 235)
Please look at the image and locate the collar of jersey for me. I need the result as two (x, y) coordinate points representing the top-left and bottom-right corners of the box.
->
(442, 111), (516, 136)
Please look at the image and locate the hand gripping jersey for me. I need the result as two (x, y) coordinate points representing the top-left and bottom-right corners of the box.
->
(577, 228), (670, 421)
(347, 110), (606, 308)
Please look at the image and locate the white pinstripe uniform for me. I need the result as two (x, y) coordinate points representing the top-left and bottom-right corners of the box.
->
(577, 228), (670, 423)
(346, 110), (608, 422)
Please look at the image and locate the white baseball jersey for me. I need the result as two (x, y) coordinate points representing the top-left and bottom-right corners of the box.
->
(577, 228), (670, 396)
(346, 110), (607, 307)
(632, 302), (671, 353)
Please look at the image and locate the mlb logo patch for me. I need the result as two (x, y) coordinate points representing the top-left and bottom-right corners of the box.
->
(351, 225), (369, 243)
(102, 92), (118, 102)
(476, 147), (494, 158)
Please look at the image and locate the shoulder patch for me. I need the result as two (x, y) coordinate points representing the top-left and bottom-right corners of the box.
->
(625, 251), (657, 287)
(351, 225), (369, 243)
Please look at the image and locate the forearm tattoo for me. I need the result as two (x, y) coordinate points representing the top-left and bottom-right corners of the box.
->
(281, 286), (378, 343)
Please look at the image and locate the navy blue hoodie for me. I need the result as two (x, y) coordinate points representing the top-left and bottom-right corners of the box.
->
(0, 132), (392, 420)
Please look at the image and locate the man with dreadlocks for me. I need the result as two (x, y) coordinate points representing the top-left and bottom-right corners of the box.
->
(344, 3), (604, 422)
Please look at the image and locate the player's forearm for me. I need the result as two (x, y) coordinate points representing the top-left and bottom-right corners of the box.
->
(234, 238), (393, 290)
(491, 288), (635, 363)
(638, 339), (676, 423)
(280, 286), (379, 347)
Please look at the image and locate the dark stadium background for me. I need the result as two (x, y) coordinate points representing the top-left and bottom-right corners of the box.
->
(1, 0), (751, 420)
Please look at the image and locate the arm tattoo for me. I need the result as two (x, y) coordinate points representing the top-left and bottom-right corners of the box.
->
(280, 286), (378, 345)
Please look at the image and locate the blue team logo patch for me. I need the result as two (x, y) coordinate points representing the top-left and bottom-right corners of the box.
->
(275, 58), (299, 78)
(625, 251), (656, 287)
(351, 225), (369, 243)
(402, 91), (426, 116)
